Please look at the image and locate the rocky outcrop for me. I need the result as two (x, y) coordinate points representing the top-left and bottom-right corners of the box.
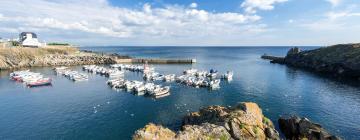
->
(286, 47), (301, 56)
(133, 102), (280, 140)
(261, 54), (285, 64)
(133, 123), (176, 140)
(278, 116), (341, 140)
(267, 43), (360, 78)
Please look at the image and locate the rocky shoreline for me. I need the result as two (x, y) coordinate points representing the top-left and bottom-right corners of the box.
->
(132, 102), (341, 140)
(0, 53), (119, 70)
(133, 102), (279, 140)
(0, 47), (124, 70)
(262, 43), (360, 79)
(0, 46), (194, 70)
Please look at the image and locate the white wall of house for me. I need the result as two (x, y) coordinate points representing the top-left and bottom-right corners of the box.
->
(21, 33), (41, 47)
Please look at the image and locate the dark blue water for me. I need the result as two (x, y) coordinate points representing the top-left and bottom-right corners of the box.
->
(0, 47), (359, 140)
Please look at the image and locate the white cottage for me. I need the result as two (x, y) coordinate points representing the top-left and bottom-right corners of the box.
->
(19, 32), (41, 47)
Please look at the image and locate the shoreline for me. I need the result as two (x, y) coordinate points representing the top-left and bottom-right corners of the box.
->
(0, 46), (195, 70)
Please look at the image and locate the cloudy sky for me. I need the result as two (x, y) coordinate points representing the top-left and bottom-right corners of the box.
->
(0, 0), (360, 46)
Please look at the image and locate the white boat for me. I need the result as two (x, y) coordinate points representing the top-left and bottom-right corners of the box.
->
(134, 84), (146, 95)
(221, 71), (233, 80)
(107, 70), (124, 78)
(151, 86), (170, 98)
(183, 68), (198, 75)
(209, 79), (220, 89)
(163, 74), (175, 81)
(26, 77), (52, 87)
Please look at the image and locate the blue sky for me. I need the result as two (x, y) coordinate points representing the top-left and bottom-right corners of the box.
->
(0, 0), (360, 46)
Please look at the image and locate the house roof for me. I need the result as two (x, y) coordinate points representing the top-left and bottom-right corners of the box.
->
(19, 32), (37, 38)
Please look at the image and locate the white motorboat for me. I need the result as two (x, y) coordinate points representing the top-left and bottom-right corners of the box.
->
(151, 86), (170, 98)
(221, 71), (233, 80)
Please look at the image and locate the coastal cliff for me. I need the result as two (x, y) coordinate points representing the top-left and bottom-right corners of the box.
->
(264, 43), (360, 78)
(0, 46), (122, 70)
(133, 102), (280, 140)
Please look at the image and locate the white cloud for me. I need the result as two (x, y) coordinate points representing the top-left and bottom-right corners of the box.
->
(326, 0), (341, 7)
(241, 0), (288, 14)
(288, 19), (294, 23)
(327, 11), (360, 20)
(301, 10), (360, 31)
(0, 0), (265, 44)
(189, 3), (198, 8)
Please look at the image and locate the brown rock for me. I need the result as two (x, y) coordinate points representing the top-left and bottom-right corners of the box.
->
(134, 102), (280, 140)
(278, 116), (342, 140)
(176, 123), (232, 140)
(132, 123), (176, 140)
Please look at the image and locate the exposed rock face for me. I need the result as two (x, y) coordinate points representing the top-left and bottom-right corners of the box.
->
(287, 47), (301, 56)
(184, 102), (279, 140)
(176, 123), (232, 140)
(133, 102), (280, 140)
(278, 116), (341, 140)
(133, 123), (176, 140)
(268, 43), (360, 78)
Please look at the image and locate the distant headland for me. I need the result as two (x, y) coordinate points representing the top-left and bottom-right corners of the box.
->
(262, 43), (360, 79)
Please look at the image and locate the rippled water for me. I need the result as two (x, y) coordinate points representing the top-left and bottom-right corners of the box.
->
(0, 47), (359, 139)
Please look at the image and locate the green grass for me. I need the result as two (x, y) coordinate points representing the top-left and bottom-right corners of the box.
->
(47, 42), (70, 46)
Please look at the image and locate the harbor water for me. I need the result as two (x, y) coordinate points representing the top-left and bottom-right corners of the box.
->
(0, 47), (359, 139)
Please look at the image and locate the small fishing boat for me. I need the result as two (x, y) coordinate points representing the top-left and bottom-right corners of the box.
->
(26, 78), (52, 87)
(209, 79), (220, 89)
(183, 68), (198, 75)
(221, 71), (233, 80)
(206, 69), (218, 79)
(151, 86), (170, 98)
(163, 74), (176, 82)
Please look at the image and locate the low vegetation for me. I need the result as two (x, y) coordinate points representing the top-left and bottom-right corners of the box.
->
(47, 42), (70, 46)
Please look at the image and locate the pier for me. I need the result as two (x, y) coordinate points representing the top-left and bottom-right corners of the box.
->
(115, 58), (196, 64)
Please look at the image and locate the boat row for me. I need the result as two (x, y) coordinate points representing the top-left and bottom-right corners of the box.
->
(54, 67), (89, 82)
(143, 72), (176, 82)
(83, 65), (124, 78)
(176, 74), (220, 89)
(183, 68), (233, 80)
(175, 68), (234, 89)
(10, 70), (52, 87)
(107, 78), (170, 98)
(110, 63), (155, 73)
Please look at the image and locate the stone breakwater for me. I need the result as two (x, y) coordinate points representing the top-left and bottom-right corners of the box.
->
(0, 53), (117, 70)
(263, 43), (360, 79)
(133, 102), (280, 140)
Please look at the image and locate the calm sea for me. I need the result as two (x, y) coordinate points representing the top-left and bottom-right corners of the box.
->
(0, 47), (359, 140)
